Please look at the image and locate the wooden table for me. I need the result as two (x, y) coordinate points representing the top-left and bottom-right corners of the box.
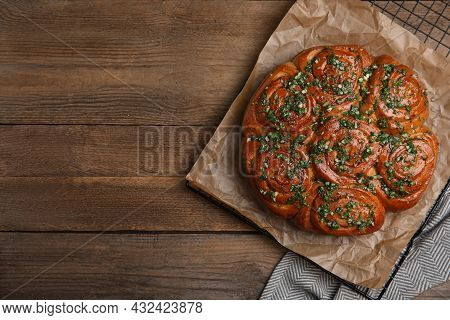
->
(0, 0), (448, 299)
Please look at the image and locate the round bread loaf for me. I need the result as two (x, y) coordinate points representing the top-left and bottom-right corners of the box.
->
(242, 45), (438, 236)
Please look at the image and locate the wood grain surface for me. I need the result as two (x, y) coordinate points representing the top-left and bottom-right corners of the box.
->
(0, 0), (447, 299)
(0, 177), (252, 231)
(0, 233), (284, 299)
(0, 1), (292, 125)
(0, 125), (215, 176)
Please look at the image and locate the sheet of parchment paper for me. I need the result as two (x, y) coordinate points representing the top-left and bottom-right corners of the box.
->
(186, 0), (450, 288)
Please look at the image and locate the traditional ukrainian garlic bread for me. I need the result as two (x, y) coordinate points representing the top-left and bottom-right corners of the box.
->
(242, 45), (438, 236)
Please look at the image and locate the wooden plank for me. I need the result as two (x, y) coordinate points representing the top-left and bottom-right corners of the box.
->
(416, 281), (450, 300)
(0, 233), (285, 299)
(0, 1), (293, 66)
(0, 177), (254, 231)
(0, 125), (215, 177)
(0, 65), (244, 125)
(0, 1), (293, 125)
(1, 230), (446, 299)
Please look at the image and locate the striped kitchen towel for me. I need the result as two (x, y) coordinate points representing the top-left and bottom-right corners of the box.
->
(261, 183), (450, 300)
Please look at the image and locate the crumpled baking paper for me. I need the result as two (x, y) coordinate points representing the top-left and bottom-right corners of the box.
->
(186, 0), (450, 288)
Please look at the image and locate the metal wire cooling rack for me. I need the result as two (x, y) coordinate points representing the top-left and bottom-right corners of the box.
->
(369, 0), (449, 57)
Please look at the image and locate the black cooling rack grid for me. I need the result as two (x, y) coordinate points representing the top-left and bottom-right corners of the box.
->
(370, 0), (449, 57)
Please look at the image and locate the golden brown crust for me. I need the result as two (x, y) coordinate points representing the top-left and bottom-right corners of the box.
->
(312, 117), (382, 185)
(241, 45), (438, 236)
(294, 183), (385, 236)
(373, 127), (438, 211)
(243, 133), (314, 219)
(360, 55), (429, 133)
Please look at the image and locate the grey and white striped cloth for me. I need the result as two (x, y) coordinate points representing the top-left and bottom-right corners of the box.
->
(261, 183), (450, 300)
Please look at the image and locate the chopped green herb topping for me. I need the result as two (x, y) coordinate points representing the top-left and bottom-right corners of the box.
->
(377, 119), (388, 129)
(317, 182), (338, 202)
(288, 184), (307, 206)
(332, 80), (354, 95)
(318, 203), (331, 217)
(327, 55), (347, 71)
(288, 72), (308, 91)
(305, 57), (317, 73)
